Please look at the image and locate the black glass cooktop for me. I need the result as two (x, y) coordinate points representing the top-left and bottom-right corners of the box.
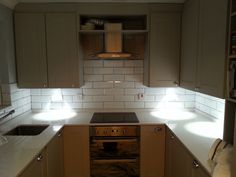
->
(90, 112), (139, 123)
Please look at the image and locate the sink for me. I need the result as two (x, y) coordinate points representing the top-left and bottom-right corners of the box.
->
(4, 125), (49, 136)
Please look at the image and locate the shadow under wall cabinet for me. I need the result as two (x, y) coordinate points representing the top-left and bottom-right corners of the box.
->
(15, 12), (82, 88)
(180, 0), (228, 98)
(165, 128), (210, 177)
(149, 11), (181, 87)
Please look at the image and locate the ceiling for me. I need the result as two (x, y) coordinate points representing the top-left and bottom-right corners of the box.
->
(0, 0), (186, 9)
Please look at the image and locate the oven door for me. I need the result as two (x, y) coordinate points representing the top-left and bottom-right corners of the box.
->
(90, 138), (139, 159)
(91, 159), (139, 177)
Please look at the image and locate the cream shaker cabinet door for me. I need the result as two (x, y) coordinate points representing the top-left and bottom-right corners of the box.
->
(180, 0), (199, 90)
(46, 131), (64, 177)
(46, 13), (80, 88)
(63, 126), (90, 177)
(15, 13), (48, 88)
(19, 150), (47, 177)
(140, 125), (165, 177)
(149, 12), (181, 87)
(196, 0), (227, 98)
(165, 129), (192, 177)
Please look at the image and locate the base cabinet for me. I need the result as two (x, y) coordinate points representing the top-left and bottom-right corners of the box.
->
(19, 150), (47, 177)
(165, 128), (210, 177)
(140, 125), (165, 177)
(46, 131), (64, 177)
(63, 126), (90, 177)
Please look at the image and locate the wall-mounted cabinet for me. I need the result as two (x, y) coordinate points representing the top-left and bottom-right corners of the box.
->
(180, 0), (228, 98)
(79, 15), (148, 60)
(148, 11), (181, 87)
(15, 12), (82, 88)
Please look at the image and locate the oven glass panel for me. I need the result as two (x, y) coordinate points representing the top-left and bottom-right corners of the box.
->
(90, 138), (139, 158)
(91, 159), (139, 177)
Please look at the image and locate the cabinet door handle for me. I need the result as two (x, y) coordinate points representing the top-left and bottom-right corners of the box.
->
(170, 135), (175, 140)
(192, 160), (199, 168)
(174, 81), (179, 86)
(58, 132), (62, 137)
(37, 154), (43, 161)
(154, 127), (162, 133)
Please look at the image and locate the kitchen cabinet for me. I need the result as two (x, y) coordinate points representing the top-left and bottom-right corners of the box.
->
(149, 11), (181, 87)
(15, 12), (81, 88)
(180, 0), (228, 98)
(165, 128), (210, 177)
(46, 131), (64, 177)
(140, 125), (165, 177)
(63, 126), (90, 177)
(15, 13), (47, 88)
(0, 4), (16, 85)
(19, 150), (47, 177)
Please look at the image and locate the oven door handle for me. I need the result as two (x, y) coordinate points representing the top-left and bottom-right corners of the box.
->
(91, 139), (138, 143)
(91, 159), (137, 164)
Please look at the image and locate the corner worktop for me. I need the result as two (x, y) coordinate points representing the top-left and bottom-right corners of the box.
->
(0, 109), (223, 177)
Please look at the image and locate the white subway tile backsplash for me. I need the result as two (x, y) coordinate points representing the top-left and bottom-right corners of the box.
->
(114, 81), (135, 88)
(94, 68), (113, 74)
(104, 60), (124, 67)
(93, 82), (113, 88)
(125, 102), (144, 108)
(62, 89), (82, 95)
(114, 68), (134, 74)
(31, 96), (51, 103)
(83, 102), (103, 109)
(145, 88), (165, 95)
(93, 96), (113, 102)
(83, 89), (104, 96)
(114, 95), (134, 102)
(104, 88), (124, 95)
(24, 60), (224, 121)
(104, 75), (125, 81)
(125, 75), (143, 82)
(104, 102), (124, 109)
(125, 89), (144, 95)
(84, 75), (103, 82)
(30, 89), (41, 96)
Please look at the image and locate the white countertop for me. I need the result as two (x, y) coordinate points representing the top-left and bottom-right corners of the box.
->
(0, 109), (223, 177)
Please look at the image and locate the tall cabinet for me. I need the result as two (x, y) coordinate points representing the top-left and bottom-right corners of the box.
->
(15, 12), (81, 88)
(180, 0), (228, 98)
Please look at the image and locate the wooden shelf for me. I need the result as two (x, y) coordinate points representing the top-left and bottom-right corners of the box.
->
(79, 30), (148, 33)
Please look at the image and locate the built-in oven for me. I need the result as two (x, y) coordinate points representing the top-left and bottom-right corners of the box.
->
(90, 125), (140, 177)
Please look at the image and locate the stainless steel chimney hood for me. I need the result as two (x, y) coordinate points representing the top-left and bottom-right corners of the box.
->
(97, 23), (131, 59)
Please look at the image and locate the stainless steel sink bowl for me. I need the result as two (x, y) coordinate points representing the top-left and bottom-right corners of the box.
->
(4, 125), (49, 136)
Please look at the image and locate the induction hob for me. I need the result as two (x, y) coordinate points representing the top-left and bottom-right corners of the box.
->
(90, 112), (139, 123)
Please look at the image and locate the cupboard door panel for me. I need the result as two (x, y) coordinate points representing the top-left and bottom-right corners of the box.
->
(196, 0), (227, 98)
(47, 132), (64, 177)
(180, 0), (199, 90)
(19, 151), (46, 177)
(15, 13), (47, 88)
(46, 13), (79, 88)
(141, 125), (165, 177)
(63, 126), (90, 177)
(149, 12), (181, 87)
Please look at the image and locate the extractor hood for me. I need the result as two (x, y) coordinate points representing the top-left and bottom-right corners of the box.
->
(97, 23), (131, 59)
